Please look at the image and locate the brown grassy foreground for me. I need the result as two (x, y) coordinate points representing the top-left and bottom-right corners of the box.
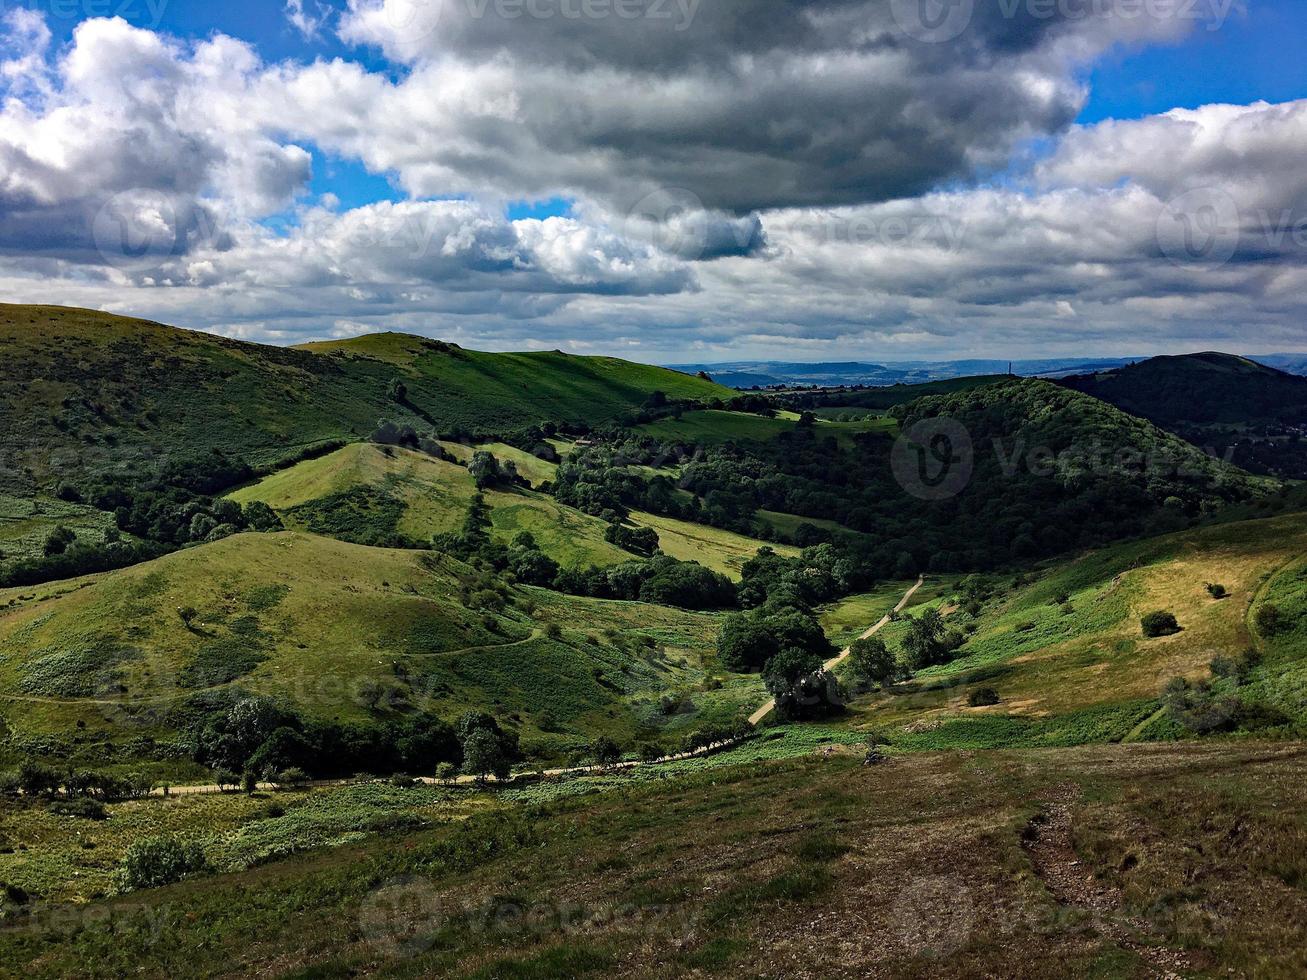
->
(2, 740), (1305, 978)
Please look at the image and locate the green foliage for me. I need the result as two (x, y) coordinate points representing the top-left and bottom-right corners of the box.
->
(967, 687), (1001, 707)
(115, 835), (209, 892)
(900, 608), (964, 671)
(1142, 611), (1181, 638)
(462, 729), (509, 782)
(847, 636), (899, 689)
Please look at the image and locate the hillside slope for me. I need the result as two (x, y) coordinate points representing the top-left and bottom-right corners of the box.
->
(841, 510), (1307, 748)
(0, 531), (752, 773)
(0, 305), (730, 493)
(1060, 353), (1307, 477)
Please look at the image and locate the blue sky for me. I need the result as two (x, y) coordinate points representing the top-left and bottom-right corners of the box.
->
(25, 0), (1303, 224)
(3, 0), (1305, 359)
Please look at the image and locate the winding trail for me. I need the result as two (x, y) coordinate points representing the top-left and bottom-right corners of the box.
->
(748, 576), (925, 726)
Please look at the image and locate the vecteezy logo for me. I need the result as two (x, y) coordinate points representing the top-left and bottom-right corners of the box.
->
(623, 187), (709, 261)
(91, 190), (181, 273)
(890, 0), (975, 43)
(891, 418), (974, 501)
(891, 875), (975, 957)
(358, 875), (445, 958)
(385, 0), (444, 45)
(1156, 187), (1241, 266)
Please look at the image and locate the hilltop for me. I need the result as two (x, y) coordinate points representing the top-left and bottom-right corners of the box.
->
(1060, 352), (1307, 477)
(0, 305), (729, 493)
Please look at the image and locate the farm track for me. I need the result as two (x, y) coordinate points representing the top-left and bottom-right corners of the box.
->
(749, 576), (925, 725)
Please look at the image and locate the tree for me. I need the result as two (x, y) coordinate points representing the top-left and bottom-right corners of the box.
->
(212, 769), (239, 792)
(968, 687), (1001, 707)
(461, 729), (508, 783)
(900, 609), (964, 671)
(848, 636), (899, 690)
(435, 762), (458, 786)
(241, 771), (258, 794)
(43, 525), (76, 557)
(177, 605), (198, 629)
(469, 451), (503, 490)
(1141, 611), (1181, 638)
(242, 501), (283, 532)
(591, 736), (622, 768)
(387, 378), (407, 402)
(764, 648), (842, 721)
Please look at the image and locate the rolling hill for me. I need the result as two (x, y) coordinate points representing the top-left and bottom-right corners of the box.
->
(0, 304), (730, 494)
(1060, 352), (1307, 478)
(829, 511), (1307, 749)
(0, 531), (758, 776)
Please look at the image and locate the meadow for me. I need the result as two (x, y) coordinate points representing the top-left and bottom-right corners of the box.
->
(2, 740), (1304, 978)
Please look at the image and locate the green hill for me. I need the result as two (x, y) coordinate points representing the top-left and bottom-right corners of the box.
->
(833, 510), (1307, 748)
(0, 531), (758, 776)
(1061, 352), (1307, 426)
(1060, 353), (1307, 478)
(0, 305), (730, 494)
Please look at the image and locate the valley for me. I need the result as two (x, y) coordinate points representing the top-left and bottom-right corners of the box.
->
(0, 306), (1305, 977)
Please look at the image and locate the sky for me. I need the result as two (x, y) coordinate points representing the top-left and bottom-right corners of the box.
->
(1, 0), (1305, 362)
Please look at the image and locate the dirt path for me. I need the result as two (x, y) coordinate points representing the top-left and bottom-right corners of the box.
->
(748, 576), (925, 726)
(1023, 784), (1193, 979)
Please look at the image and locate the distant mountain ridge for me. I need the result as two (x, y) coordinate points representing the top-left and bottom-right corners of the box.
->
(674, 353), (1307, 389)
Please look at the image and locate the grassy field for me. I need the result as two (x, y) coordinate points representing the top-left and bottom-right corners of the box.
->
(0, 494), (123, 564)
(819, 578), (954, 647)
(228, 443), (627, 568)
(627, 511), (798, 580)
(0, 305), (729, 494)
(0, 532), (758, 773)
(4, 740), (1305, 977)
(838, 513), (1307, 749)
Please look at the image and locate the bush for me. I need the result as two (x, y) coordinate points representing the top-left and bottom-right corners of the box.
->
(1141, 611), (1181, 638)
(1206, 583), (1229, 600)
(1256, 603), (1285, 636)
(116, 836), (209, 892)
(967, 687), (1001, 707)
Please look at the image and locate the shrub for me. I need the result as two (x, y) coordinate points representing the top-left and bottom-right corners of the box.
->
(1206, 583), (1229, 600)
(1255, 603), (1285, 636)
(967, 687), (1001, 707)
(1141, 611), (1181, 638)
(116, 836), (209, 892)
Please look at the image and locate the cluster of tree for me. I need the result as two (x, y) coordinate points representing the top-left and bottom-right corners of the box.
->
(738, 545), (872, 610)
(899, 608), (966, 671)
(468, 450), (521, 490)
(188, 694), (499, 781)
(4, 447), (289, 586)
(69, 449), (282, 547)
(595, 380), (1264, 575)
(369, 420), (450, 460)
(1162, 649), (1291, 735)
(603, 521), (660, 556)
(0, 761), (156, 802)
(554, 556), (737, 611)
(431, 496), (730, 610)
